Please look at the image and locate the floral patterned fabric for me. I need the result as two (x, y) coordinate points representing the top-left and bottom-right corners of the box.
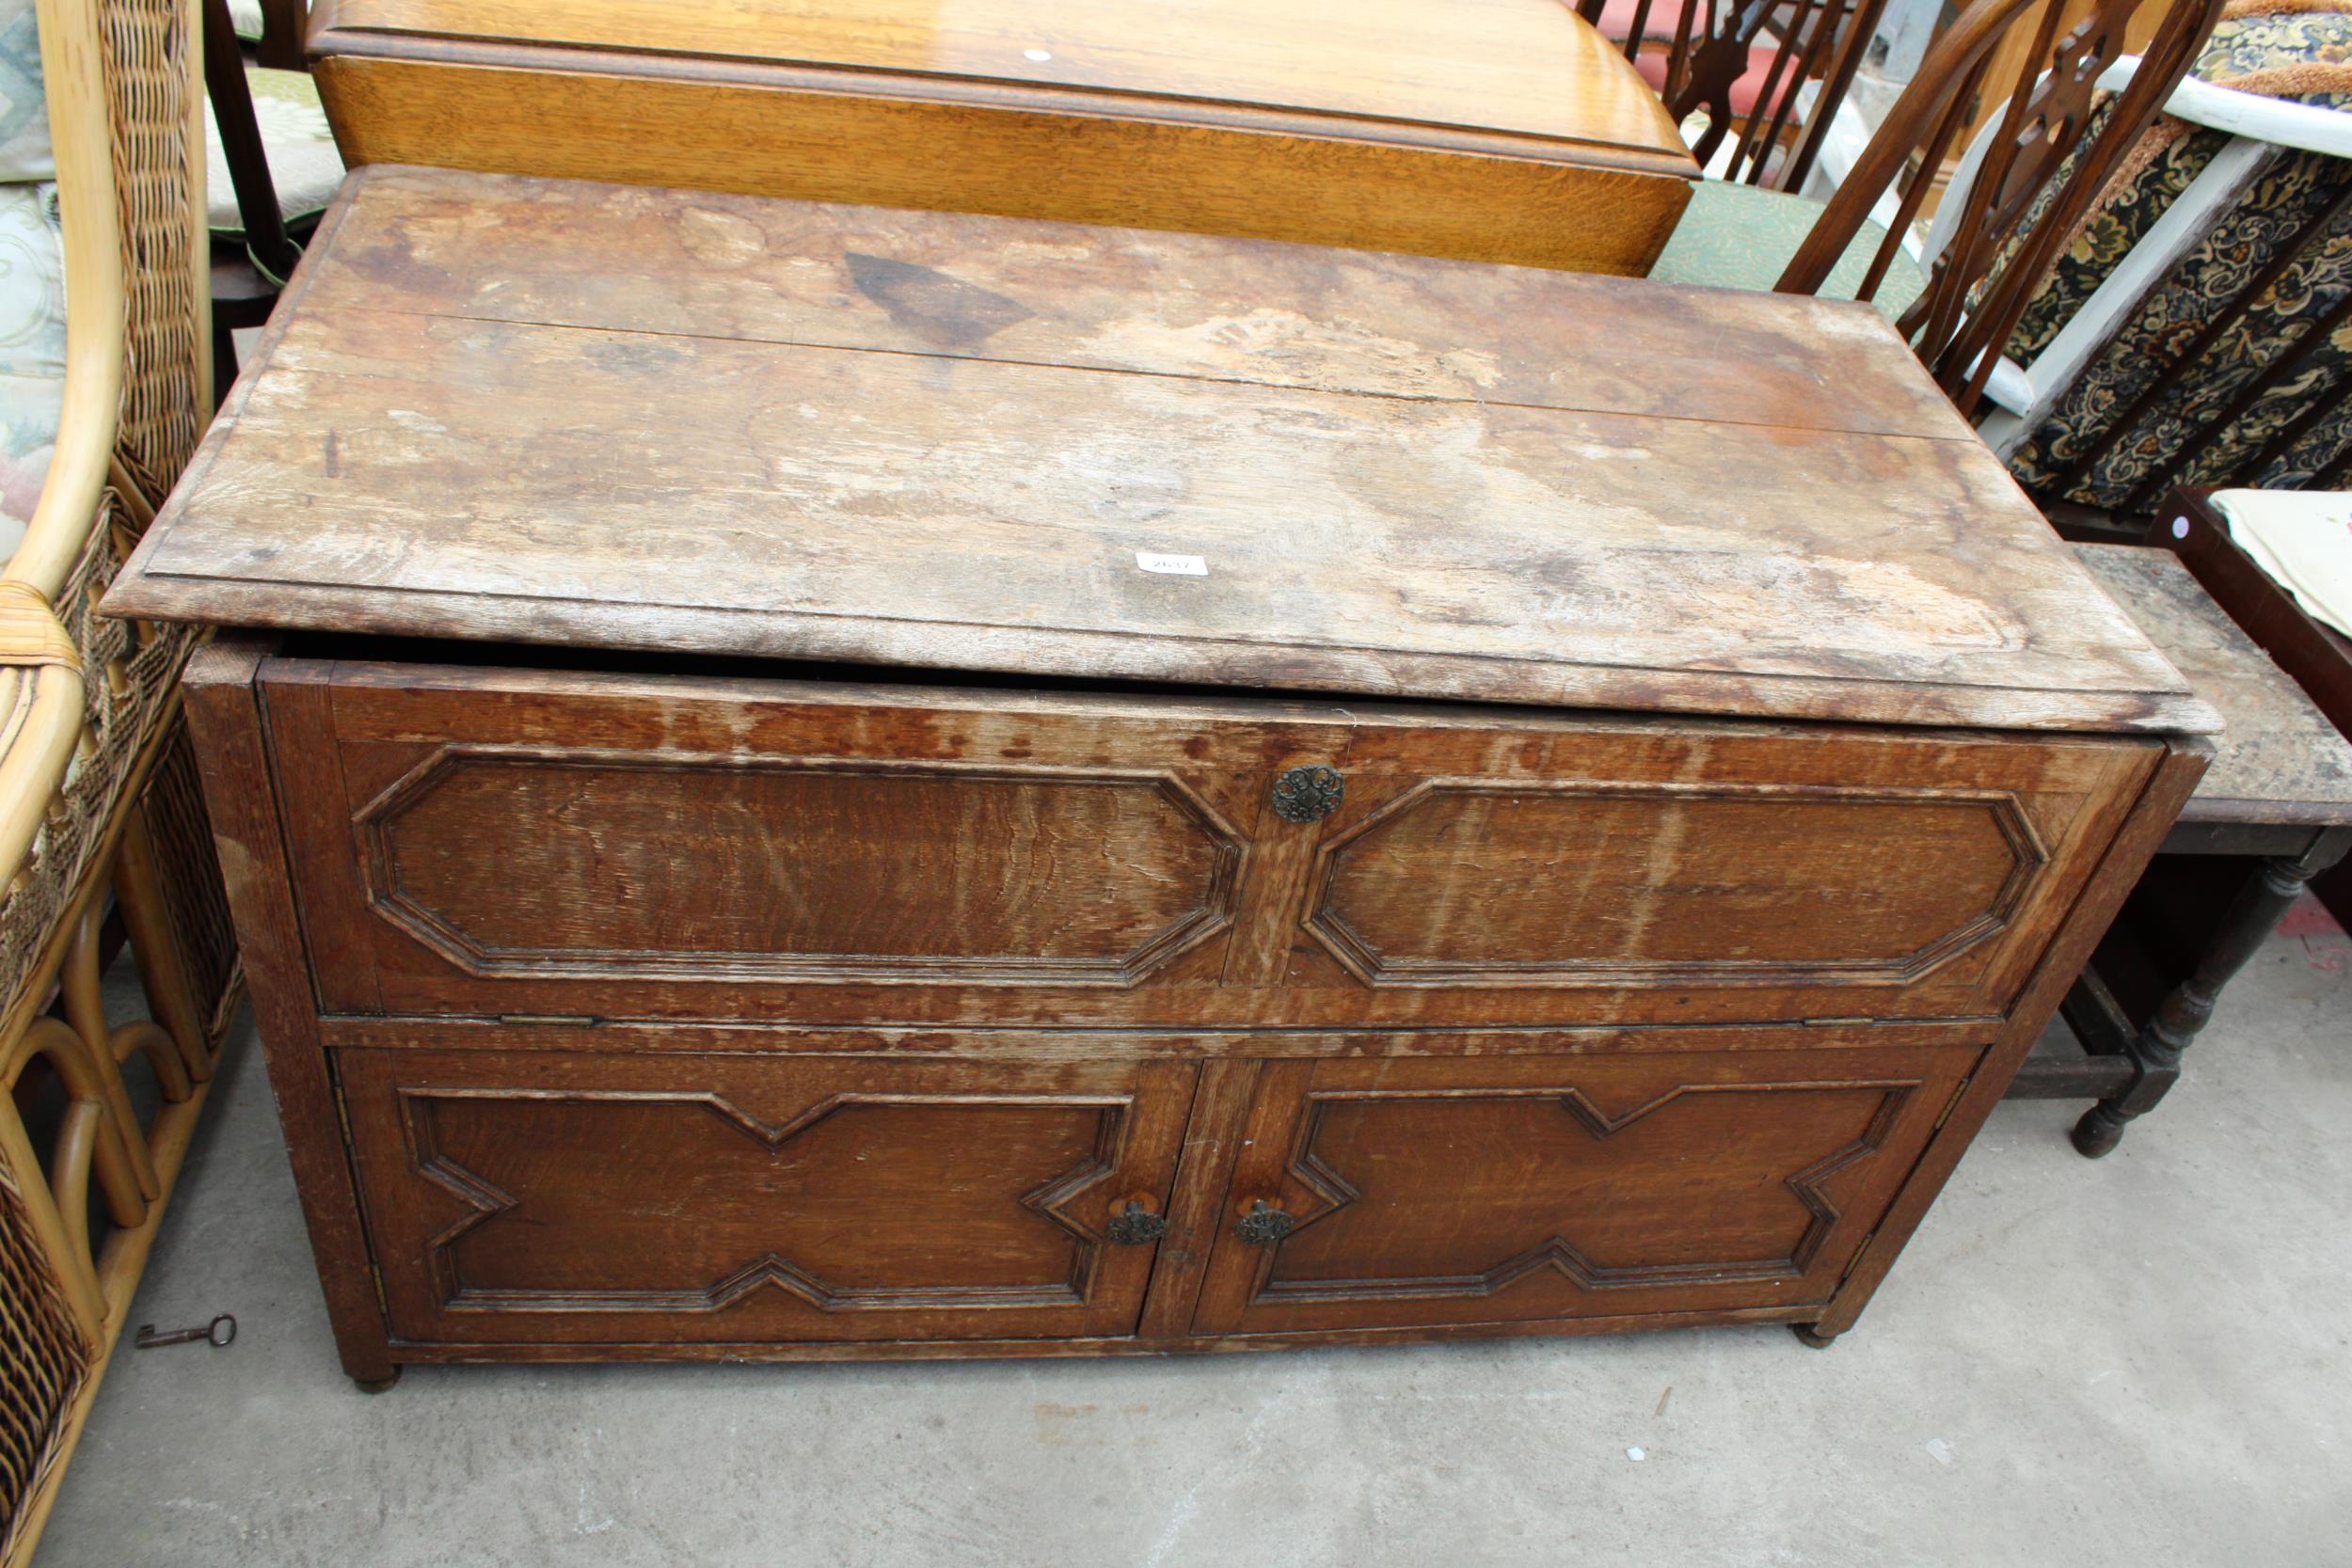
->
(2005, 2), (2352, 512)
(0, 181), (63, 556)
(206, 64), (344, 239)
(0, 0), (49, 182)
(0, 0), (60, 556)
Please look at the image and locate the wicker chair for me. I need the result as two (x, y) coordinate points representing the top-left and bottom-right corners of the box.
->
(0, 0), (241, 1562)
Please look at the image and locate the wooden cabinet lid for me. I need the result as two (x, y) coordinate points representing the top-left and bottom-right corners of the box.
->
(108, 167), (2216, 736)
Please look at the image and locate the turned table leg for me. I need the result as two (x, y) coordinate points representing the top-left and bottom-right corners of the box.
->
(2073, 836), (2346, 1157)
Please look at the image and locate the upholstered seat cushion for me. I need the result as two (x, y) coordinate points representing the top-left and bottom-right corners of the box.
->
(0, 0), (61, 559)
(204, 63), (342, 241)
(0, 0), (49, 182)
(2215, 488), (2352, 637)
(0, 183), (63, 554)
(1646, 179), (1928, 318)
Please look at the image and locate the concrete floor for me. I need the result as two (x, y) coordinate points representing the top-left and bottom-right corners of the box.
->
(34, 911), (2352, 1568)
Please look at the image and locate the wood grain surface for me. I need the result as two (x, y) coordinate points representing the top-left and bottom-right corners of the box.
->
(250, 653), (2159, 1030)
(305, 0), (1695, 274)
(2073, 544), (2352, 825)
(311, 0), (1689, 149)
(141, 169), (2223, 1370)
(183, 636), (2210, 1367)
(109, 168), (2213, 736)
(341, 1048), (1197, 1345)
(179, 637), (398, 1386)
(1187, 1044), (1976, 1337)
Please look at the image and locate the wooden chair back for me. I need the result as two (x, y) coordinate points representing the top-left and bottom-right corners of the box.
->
(254, 0), (308, 69)
(1577, 0), (1887, 190)
(1781, 0), (2223, 415)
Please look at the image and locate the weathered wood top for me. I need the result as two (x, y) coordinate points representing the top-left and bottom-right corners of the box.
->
(2074, 545), (2352, 821)
(309, 0), (1692, 166)
(110, 167), (2215, 736)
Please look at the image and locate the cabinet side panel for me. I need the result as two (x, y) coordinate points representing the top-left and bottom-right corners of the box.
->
(182, 642), (394, 1385)
(1806, 737), (2211, 1340)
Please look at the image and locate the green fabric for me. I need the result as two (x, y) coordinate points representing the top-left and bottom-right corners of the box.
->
(1646, 180), (1929, 320)
(2005, 4), (2352, 509)
(205, 63), (343, 237)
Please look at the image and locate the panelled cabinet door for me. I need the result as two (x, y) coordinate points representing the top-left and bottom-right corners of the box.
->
(1189, 1046), (1978, 1337)
(340, 1050), (1194, 1346)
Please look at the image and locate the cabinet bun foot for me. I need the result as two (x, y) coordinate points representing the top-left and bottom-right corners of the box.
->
(352, 1369), (402, 1394)
(2071, 1106), (2128, 1159)
(1791, 1324), (1840, 1349)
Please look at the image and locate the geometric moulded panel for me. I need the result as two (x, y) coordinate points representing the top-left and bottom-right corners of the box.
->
(1252, 1080), (1915, 1305)
(403, 1088), (1129, 1315)
(356, 746), (1246, 986)
(1306, 779), (2044, 988)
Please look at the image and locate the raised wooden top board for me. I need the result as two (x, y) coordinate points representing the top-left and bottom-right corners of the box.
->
(305, 0), (1696, 276)
(109, 167), (2215, 736)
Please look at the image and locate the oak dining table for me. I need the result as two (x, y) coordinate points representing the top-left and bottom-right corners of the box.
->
(297, 0), (1702, 276)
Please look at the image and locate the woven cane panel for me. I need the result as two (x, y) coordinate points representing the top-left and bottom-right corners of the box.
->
(138, 718), (240, 1035)
(0, 499), (194, 1009)
(99, 0), (206, 507)
(0, 1154), (92, 1564)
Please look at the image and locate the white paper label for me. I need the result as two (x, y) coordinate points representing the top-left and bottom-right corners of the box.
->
(1136, 552), (1207, 577)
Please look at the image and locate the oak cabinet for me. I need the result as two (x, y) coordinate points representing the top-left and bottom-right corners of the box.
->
(114, 169), (2215, 1384)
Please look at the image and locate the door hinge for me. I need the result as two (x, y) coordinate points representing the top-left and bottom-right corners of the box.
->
(1931, 1076), (1975, 1132)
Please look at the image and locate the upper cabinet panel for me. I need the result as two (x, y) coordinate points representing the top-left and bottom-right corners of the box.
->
(1308, 780), (2042, 990)
(264, 657), (2158, 1029)
(359, 746), (1244, 988)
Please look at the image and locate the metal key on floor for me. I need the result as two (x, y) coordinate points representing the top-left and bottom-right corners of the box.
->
(133, 1314), (236, 1350)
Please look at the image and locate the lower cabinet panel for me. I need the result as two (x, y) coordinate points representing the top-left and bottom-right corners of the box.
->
(1189, 1045), (1979, 1336)
(339, 1049), (1195, 1345)
(337, 1039), (1978, 1352)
